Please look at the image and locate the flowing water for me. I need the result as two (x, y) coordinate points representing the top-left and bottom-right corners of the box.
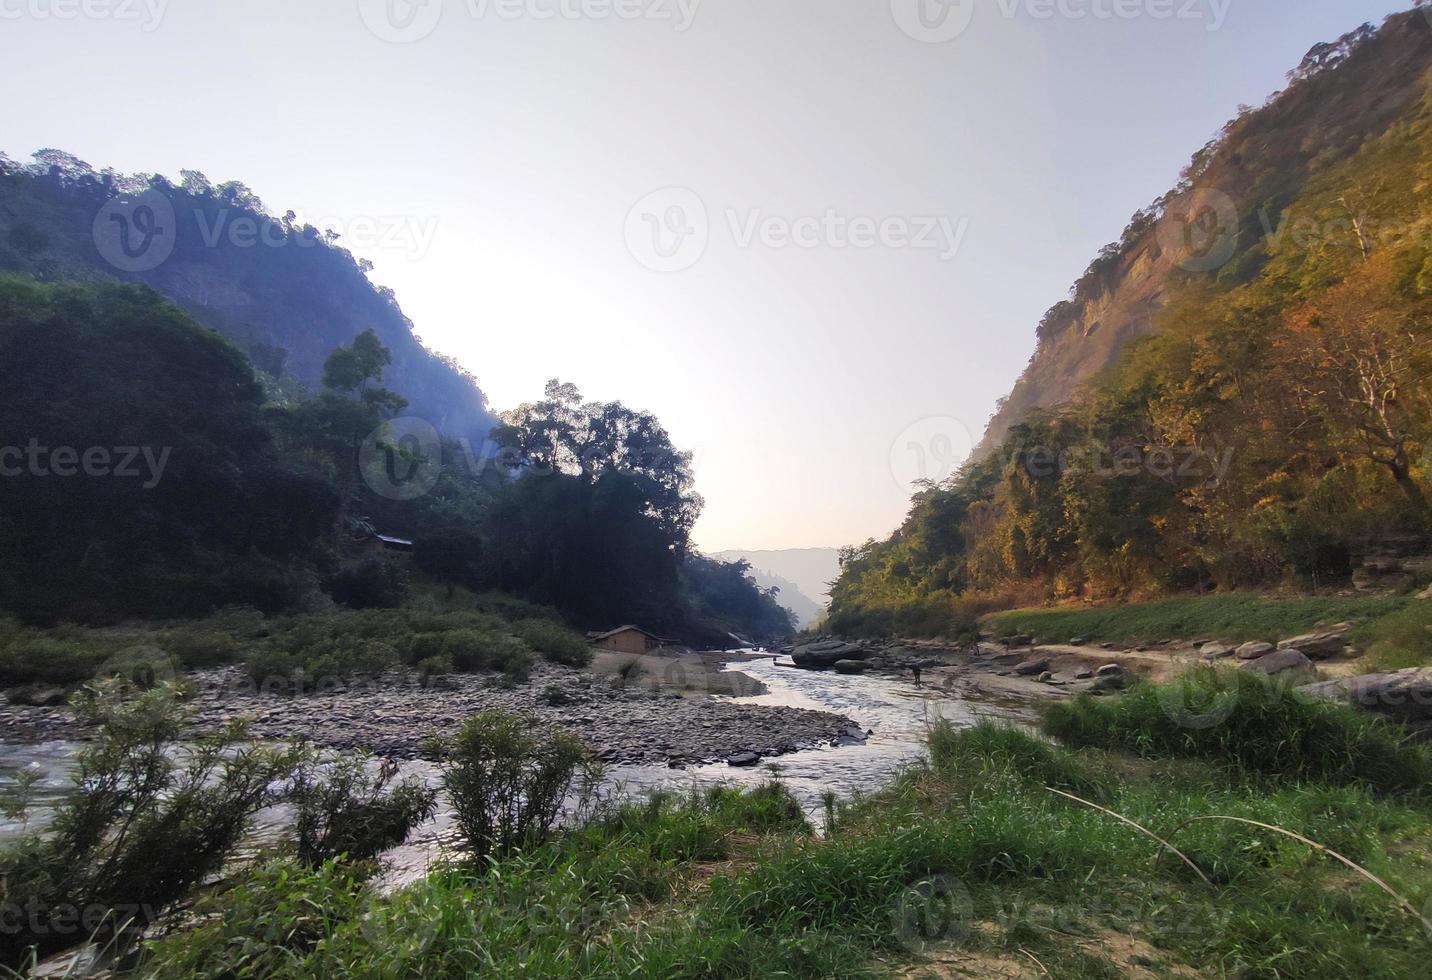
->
(0, 657), (1034, 888)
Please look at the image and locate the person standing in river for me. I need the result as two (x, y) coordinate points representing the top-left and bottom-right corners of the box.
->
(911, 665), (922, 687)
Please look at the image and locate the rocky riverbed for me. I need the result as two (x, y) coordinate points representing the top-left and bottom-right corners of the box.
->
(0, 661), (863, 768)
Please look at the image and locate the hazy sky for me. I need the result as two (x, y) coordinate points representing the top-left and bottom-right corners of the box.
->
(3, 0), (1410, 551)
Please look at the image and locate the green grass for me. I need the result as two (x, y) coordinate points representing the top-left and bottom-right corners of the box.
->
(1352, 600), (1432, 670)
(1044, 668), (1432, 795)
(982, 593), (1410, 646)
(129, 681), (1432, 979)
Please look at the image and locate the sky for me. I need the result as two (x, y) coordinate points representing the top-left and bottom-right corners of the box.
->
(2, 0), (1412, 552)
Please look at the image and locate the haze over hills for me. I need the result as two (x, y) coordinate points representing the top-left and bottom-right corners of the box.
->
(714, 548), (842, 628)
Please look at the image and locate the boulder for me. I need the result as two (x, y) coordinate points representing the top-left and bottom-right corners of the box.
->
(1073, 669), (1094, 680)
(1300, 668), (1432, 727)
(726, 751), (761, 767)
(1093, 673), (1129, 692)
(1095, 664), (1126, 678)
(1200, 643), (1235, 661)
(1015, 658), (1051, 676)
(1278, 625), (1350, 661)
(1242, 649), (1316, 682)
(832, 660), (868, 676)
(1236, 642), (1274, 661)
(1037, 671), (1054, 683)
(792, 641), (866, 670)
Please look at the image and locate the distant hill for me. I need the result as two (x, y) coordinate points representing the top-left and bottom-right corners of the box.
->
(713, 548), (841, 628)
(0, 151), (499, 445)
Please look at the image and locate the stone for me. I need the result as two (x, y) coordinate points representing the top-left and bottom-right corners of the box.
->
(1073, 669), (1094, 680)
(792, 641), (866, 670)
(1235, 642), (1274, 661)
(1038, 671), (1054, 683)
(1095, 664), (1126, 678)
(1278, 626), (1350, 661)
(726, 751), (761, 767)
(1200, 643), (1235, 661)
(832, 660), (867, 675)
(1015, 658), (1051, 676)
(1093, 673), (1128, 692)
(1300, 668), (1432, 727)
(1069, 637), (1087, 646)
(1242, 649), (1316, 682)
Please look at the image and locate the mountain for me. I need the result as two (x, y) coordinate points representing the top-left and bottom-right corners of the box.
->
(982, 9), (1432, 449)
(0, 152), (499, 445)
(829, 7), (1432, 635)
(713, 548), (841, 627)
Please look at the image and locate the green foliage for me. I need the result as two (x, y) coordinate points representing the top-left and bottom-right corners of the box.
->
(511, 619), (592, 667)
(1043, 668), (1432, 794)
(983, 594), (1409, 646)
(438, 710), (595, 860)
(137, 860), (377, 980)
(289, 754), (437, 866)
(0, 276), (337, 623)
(327, 557), (410, 610)
(0, 682), (302, 968)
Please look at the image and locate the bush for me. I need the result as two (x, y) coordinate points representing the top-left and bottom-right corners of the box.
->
(138, 859), (375, 980)
(0, 681), (302, 968)
(440, 629), (533, 680)
(513, 619), (592, 667)
(1043, 668), (1432, 795)
(289, 754), (437, 866)
(0, 637), (108, 688)
(439, 711), (595, 860)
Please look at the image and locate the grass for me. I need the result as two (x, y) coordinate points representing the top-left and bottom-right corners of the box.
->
(982, 593), (1411, 647)
(1352, 600), (1432, 671)
(127, 674), (1432, 979)
(1043, 667), (1432, 795)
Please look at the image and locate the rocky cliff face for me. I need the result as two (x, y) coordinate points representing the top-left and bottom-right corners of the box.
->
(982, 9), (1432, 449)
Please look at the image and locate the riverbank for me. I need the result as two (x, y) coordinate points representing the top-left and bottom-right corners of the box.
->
(0, 659), (858, 768)
(128, 672), (1432, 979)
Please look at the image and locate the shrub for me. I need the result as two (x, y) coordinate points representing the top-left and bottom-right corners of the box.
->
(289, 754), (437, 866)
(1043, 668), (1432, 795)
(414, 655), (453, 687)
(439, 711), (595, 860)
(513, 619), (592, 667)
(0, 637), (108, 688)
(441, 629), (533, 679)
(138, 859), (375, 980)
(0, 681), (302, 967)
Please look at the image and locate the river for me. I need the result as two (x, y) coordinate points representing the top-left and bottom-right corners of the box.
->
(0, 657), (1034, 888)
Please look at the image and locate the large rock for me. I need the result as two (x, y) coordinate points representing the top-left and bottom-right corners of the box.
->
(792, 641), (866, 670)
(1300, 668), (1432, 727)
(1278, 625), (1350, 661)
(832, 660), (867, 676)
(1095, 664), (1126, 678)
(1200, 643), (1235, 661)
(1242, 649), (1316, 682)
(1236, 641), (1274, 661)
(1014, 658), (1051, 676)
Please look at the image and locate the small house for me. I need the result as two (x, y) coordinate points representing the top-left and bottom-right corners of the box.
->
(586, 625), (670, 656)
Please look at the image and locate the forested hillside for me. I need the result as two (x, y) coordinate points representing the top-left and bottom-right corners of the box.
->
(0, 278), (790, 642)
(0, 152), (498, 444)
(831, 8), (1432, 637)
